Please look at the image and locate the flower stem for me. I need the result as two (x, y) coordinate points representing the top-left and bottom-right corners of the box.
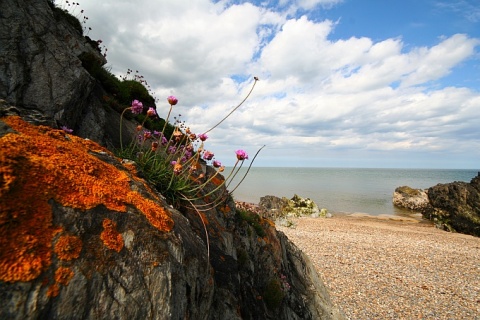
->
(203, 77), (258, 135)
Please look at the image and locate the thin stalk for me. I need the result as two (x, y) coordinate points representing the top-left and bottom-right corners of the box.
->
(161, 104), (174, 135)
(119, 107), (130, 150)
(203, 77), (258, 135)
(182, 196), (210, 268)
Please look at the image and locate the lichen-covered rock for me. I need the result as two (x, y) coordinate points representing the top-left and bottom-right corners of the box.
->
(284, 194), (321, 217)
(393, 186), (430, 211)
(0, 117), (343, 319)
(259, 194), (323, 219)
(422, 174), (480, 237)
(259, 195), (328, 228)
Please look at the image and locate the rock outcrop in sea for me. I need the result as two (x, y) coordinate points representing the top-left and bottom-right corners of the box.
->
(393, 174), (480, 237)
(254, 195), (329, 227)
(392, 186), (430, 211)
(0, 0), (343, 319)
(423, 173), (480, 237)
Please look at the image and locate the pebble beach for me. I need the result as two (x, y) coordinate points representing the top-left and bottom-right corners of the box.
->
(277, 214), (480, 319)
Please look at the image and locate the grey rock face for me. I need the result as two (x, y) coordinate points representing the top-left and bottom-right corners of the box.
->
(0, 0), (136, 149)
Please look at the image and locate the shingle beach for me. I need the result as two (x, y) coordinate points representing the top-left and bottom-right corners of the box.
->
(277, 214), (480, 319)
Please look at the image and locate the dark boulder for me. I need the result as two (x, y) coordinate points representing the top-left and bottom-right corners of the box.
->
(422, 173), (480, 237)
(0, 0), (137, 149)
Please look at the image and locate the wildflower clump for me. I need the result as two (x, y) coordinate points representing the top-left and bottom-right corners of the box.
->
(116, 77), (263, 210)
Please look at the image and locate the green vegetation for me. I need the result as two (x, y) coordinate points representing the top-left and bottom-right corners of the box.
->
(263, 278), (285, 309)
(237, 209), (266, 237)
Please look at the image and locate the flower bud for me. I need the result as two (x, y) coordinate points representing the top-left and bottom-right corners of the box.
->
(167, 96), (178, 106)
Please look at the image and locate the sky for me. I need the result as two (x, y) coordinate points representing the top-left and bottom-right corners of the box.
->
(65, 0), (479, 168)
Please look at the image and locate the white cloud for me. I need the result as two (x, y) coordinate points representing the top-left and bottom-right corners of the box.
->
(77, 0), (480, 167)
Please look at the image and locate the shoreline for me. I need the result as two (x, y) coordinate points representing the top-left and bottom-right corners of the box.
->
(277, 215), (480, 319)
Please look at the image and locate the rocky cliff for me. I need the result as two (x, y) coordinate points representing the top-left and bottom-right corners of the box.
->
(0, 0), (343, 319)
(0, 0), (137, 149)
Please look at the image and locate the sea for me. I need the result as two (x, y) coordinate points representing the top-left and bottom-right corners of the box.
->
(226, 167), (480, 216)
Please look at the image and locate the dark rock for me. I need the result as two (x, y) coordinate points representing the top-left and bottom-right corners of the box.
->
(393, 186), (431, 211)
(0, 0), (137, 149)
(259, 195), (287, 219)
(422, 173), (480, 237)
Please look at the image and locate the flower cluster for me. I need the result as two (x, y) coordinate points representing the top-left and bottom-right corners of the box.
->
(118, 90), (258, 208)
(280, 274), (291, 293)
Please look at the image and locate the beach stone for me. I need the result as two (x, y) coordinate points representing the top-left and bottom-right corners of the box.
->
(260, 194), (323, 220)
(422, 173), (480, 237)
(392, 186), (430, 211)
(259, 195), (287, 220)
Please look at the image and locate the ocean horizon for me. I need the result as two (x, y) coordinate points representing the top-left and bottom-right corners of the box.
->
(226, 167), (480, 216)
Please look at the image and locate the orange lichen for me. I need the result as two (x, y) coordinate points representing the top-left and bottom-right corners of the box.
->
(54, 266), (74, 286)
(219, 205), (231, 213)
(54, 235), (82, 261)
(210, 176), (224, 187)
(198, 212), (210, 226)
(0, 116), (173, 283)
(47, 283), (60, 297)
(100, 218), (124, 252)
(127, 192), (174, 232)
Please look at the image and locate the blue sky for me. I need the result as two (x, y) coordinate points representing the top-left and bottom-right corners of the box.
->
(71, 0), (479, 168)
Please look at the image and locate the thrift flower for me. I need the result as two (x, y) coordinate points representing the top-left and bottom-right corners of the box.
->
(235, 150), (248, 160)
(167, 96), (178, 106)
(173, 130), (182, 141)
(198, 133), (208, 141)
(213, 160), (222, 168)
(151, 141), (159, 151)
(61, 126), (73, 133)
(147, 107), (156, 117)
(131, 100), (143, 114)
(161, 136), (168, 145)
(203, 150), (214, 161)
(173, 162), (183, 175)
(143, 130), (152, 139)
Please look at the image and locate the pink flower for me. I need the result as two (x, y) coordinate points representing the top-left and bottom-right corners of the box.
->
(235, 150), (248, 160)
(203, 150), (214, 161)
(131, 100), (143, 114)
(213, 160), (222, 168)
(198, 133), (208, 141)
(143, 130), (152, 139)
(147, 107), (156, 117)
(61, 126), (73, 133)
(167, 96), (178, 106)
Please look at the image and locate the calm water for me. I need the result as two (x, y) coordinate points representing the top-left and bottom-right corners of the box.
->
(227, 167), (479, 216)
